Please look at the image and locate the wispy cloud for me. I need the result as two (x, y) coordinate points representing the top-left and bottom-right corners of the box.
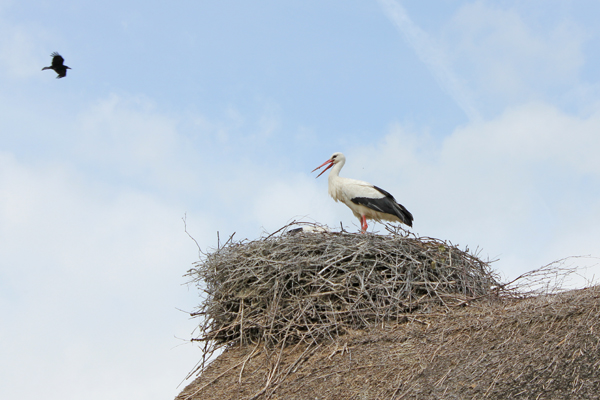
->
(377, 0), (481, 122)
(443, 2), (585, 109)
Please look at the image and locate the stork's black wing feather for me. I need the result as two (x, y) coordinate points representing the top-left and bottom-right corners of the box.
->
(351, 185), (414, 227)
(372, 186), (395, 199)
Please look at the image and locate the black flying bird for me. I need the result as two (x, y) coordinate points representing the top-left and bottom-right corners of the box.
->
(42, 52), (71, 78)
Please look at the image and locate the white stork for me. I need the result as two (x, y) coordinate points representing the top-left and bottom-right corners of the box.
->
(312, 152), (413, 233)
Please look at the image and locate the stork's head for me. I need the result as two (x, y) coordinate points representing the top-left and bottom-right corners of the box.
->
(312, 152), (345, 178)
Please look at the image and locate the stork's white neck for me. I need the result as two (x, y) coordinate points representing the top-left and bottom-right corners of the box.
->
(327, 157), (345, 181)
(327, 158), (346, 201)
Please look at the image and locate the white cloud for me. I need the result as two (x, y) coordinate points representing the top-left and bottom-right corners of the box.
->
(76, 94), (184, 180)
(251, 172), (342, 232)
(0, 152), (205, 400)
(444, 102), (600, 176)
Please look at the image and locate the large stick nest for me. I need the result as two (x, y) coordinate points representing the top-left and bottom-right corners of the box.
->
(187, 225), (500, 348)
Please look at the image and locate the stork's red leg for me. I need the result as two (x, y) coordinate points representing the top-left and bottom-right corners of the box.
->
(361, 215), (368, 233)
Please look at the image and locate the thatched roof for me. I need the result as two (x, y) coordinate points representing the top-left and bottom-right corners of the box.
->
(178, 226), (599, 399)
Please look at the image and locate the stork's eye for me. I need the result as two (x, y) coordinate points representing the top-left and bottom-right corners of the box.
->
(332, 155), (337, 158)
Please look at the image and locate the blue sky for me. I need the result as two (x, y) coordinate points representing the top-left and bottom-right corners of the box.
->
(2, 1), (600, 399)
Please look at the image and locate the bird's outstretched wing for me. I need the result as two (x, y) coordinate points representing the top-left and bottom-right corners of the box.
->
(50, 52), (65, 68)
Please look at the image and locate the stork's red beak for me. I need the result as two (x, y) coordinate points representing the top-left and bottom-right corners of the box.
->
(312, 159), (334, 178)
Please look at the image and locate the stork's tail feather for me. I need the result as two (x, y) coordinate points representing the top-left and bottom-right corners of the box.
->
(393, 203), (413, 227)
(371, 185), (413, 227)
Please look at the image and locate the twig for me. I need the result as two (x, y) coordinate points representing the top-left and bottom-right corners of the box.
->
(182, 213), (203, 258)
